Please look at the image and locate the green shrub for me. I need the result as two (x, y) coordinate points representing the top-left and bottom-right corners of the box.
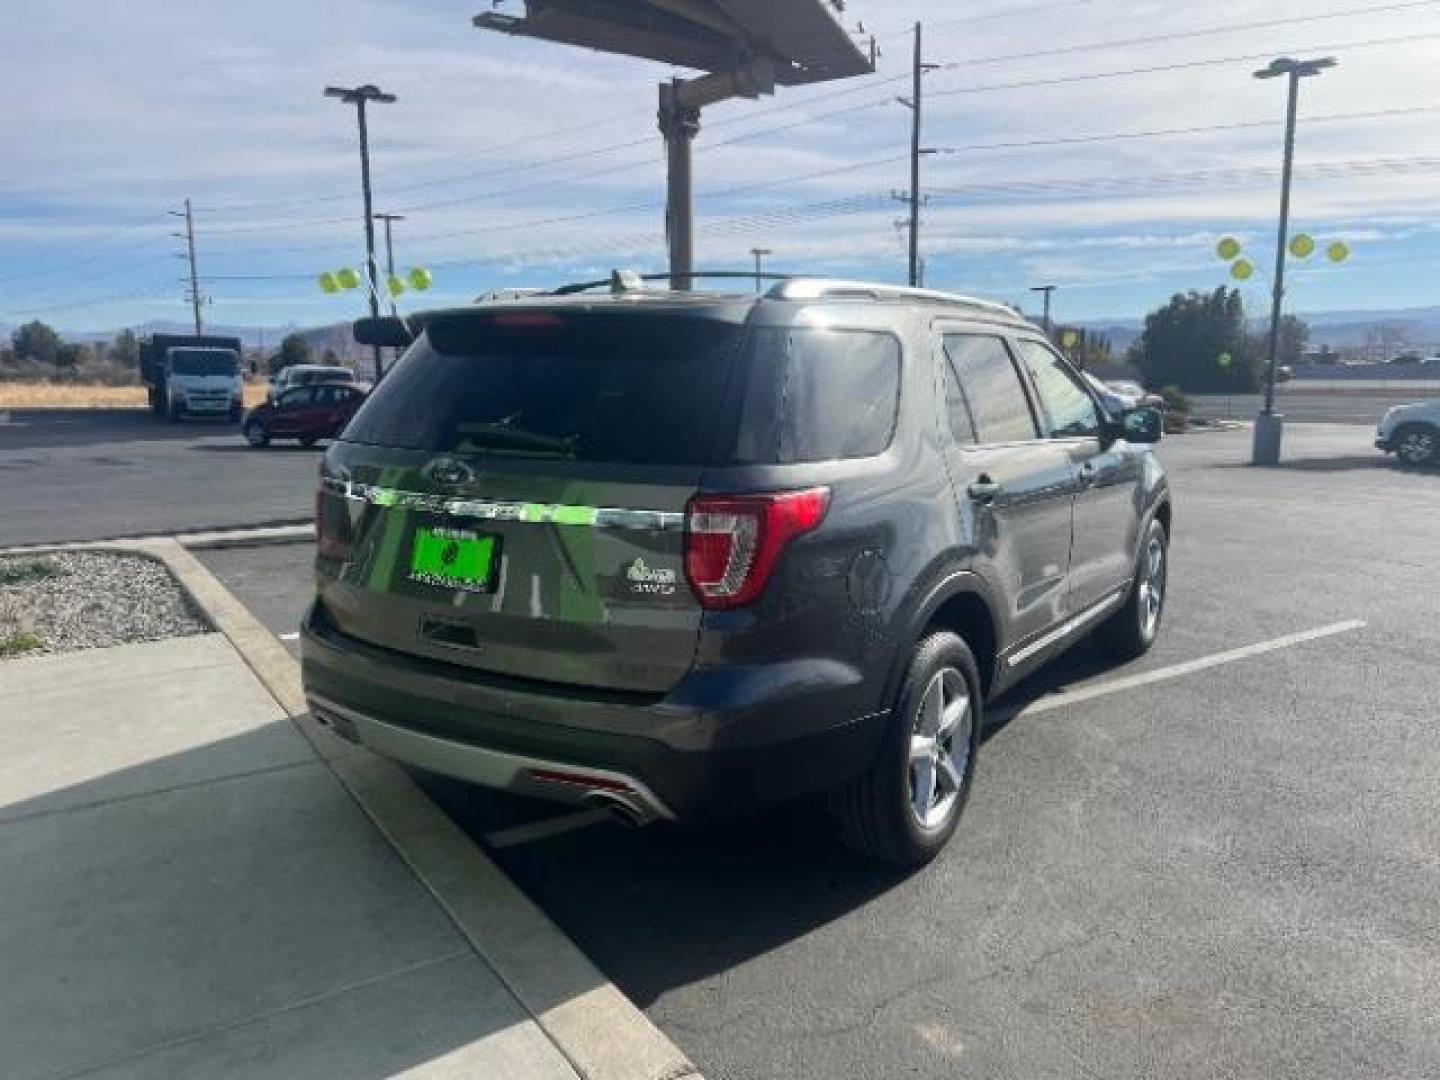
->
(1160, 384), (1192, 415)
(0, 631), (43, 657)
(0, 558), (63, 586)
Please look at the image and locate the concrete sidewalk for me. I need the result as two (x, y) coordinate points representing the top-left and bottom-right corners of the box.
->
(0, 633), (579, 1079)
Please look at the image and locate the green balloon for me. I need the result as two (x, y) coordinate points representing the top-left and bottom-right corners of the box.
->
(1327, 241), (1350, 263)
(336, 267), (361, 290)
(387, 274), (406, 298)
(407, 266), (433, 291)
(317, 271), (338, 294)
(1230, 259), (1254, 281)
(1289, 234), (1315, 259)
(1216, 237), (1242, 261)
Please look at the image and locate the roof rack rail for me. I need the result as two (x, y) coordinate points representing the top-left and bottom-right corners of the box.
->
(766, 278), (1019, 317)
(551, 270), (796, 295)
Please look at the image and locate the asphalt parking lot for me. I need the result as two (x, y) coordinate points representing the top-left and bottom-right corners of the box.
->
(194, 422), (1440, 1080)
(0, 409), (316, 547)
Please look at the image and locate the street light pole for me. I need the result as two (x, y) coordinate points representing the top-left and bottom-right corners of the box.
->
(326, 84), (396, 380)
(1251, 55), (1335, 466)
(1030, 284), (1057, 338)
(373, 213), (404, 316)
(750, 247), (772, 294)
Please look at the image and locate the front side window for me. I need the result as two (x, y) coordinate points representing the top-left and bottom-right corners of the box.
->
(1014, 339), (1101, 438)
(942, 334), (1038, 444)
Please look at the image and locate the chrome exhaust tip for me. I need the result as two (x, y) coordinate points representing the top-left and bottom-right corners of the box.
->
(583, 791), (650, 828)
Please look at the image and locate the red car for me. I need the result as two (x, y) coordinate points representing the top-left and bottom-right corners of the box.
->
(243, 383), (367, 447)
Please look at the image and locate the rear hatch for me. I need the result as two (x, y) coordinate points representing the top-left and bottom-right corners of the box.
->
(317, 302), (750, 694)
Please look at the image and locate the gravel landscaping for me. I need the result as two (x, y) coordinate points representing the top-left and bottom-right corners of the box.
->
(0, 551), (209, 659)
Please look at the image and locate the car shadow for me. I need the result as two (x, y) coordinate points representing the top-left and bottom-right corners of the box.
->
(420, 773), (914, 1009)
(1213, 455), (1430, 474)
(195, 443), (326, 454)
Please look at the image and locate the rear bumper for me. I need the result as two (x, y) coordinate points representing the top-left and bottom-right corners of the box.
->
(300, 603), (885, 821)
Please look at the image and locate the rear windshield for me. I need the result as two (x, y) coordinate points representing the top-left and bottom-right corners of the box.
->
(170, 350), (238, 376)
(341, 310), (744, 464)
(727, 328), (901, 463)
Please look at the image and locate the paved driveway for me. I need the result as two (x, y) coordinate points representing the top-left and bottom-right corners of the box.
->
(0, 410), (317, 546)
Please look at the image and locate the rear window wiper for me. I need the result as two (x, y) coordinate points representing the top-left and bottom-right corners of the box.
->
(450, 423), (578, 458)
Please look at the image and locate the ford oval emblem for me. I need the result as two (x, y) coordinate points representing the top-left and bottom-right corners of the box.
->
(422, 457), (476, 488)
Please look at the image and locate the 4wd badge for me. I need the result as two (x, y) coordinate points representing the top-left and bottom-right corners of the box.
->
(625, 557), (677, 596)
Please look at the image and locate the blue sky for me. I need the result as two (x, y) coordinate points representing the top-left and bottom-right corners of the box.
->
(2, 0), (1438, 332)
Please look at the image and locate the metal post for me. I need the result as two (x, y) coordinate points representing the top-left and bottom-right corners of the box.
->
(327, 84), (395, 381)
(182, 198), (202, 335)
(1250, 56), (1334, 466)
(1263, 74), (1300, 419)
(1030, 284), (1057, 338)
(374, 213), (404, 317)
(354, 100), (383, 379)
(907, 22), (923, 288)
(660, 81), (698, 291)
(751, 247), (771, 294)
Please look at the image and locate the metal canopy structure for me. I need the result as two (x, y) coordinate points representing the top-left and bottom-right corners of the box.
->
(475, 1), (874, 287)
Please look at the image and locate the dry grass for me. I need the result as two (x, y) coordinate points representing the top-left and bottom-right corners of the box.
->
(0, 383), (269, 409)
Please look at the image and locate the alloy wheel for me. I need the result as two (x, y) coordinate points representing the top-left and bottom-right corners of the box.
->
(1137, 531), (1166, 638)
(908, 667), (972, 831)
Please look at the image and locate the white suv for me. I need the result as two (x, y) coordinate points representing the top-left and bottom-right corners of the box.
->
(1376, 399), (1440, 467)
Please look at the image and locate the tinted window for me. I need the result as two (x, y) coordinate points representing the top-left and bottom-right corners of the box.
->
(943, 334), (1037, 443)
(942, 353), (976, 444)
(278, 387), (315, 409)
(1014, 340), (1101, 438)
(729, 328), (900, 463)
(170, 350), (238, 376)
(343, 311), (743, 464)
(314, 384), (350, 405)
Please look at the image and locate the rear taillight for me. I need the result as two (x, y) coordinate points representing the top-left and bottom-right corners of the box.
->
(316, 478), (351, 560)
(684, 488), (830, 609)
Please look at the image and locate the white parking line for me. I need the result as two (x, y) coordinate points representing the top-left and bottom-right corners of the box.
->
(470, 620), (1369, 849)
(278, 631), (300, 642)
(484, 809), (614, 850)
(1012, 619), (1368, 719)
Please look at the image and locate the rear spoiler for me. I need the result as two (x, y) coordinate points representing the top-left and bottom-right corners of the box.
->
(352, 316), (416, 348)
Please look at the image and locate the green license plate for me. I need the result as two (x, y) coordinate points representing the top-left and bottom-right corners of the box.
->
(409, 526), (497, 592)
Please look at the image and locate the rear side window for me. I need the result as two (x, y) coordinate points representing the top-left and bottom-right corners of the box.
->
(342, 311), (743, 464)
(943, 334), (1038, 444)
(941, 353), (977, 444)
(729, 328), (900, 463)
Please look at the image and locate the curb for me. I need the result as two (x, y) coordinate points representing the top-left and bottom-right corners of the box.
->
(0, 519), (312, 556)
(119, 537), (701, 1080)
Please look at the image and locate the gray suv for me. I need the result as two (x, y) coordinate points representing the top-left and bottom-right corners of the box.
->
(302, 278), (1171, 865)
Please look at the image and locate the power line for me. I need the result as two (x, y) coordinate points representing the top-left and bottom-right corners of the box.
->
(929, 106), (1440, 156)
(938, 0), (1440, 70)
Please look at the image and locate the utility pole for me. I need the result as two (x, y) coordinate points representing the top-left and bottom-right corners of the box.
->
(168, 199), (203, 335)
(326, 84), (395, 380)
(895, 23), (938, 287)
(1251, 55), (1336, 466)
(1030, 284), (1057, 338)
(373, 213), (404, 316)
(750, 247), (772, 294)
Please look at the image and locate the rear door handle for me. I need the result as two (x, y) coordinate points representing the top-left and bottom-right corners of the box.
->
(967, 477), (1003, 504)
(1077, 461), (1097, 488)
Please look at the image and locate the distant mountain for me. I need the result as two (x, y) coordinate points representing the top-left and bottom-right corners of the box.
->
(1079, 306), (1440, 352)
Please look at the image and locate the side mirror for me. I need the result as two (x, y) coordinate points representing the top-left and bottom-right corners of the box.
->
(1121, 406), (1163, 444)
(353, 316), (414, 349)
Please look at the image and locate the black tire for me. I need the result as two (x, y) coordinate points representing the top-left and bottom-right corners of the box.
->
(244, 419), (270, 448)
(1093, 517), (1168, 660)
(1392, 423), (1439, 468)
(838, 631), (983, 866)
